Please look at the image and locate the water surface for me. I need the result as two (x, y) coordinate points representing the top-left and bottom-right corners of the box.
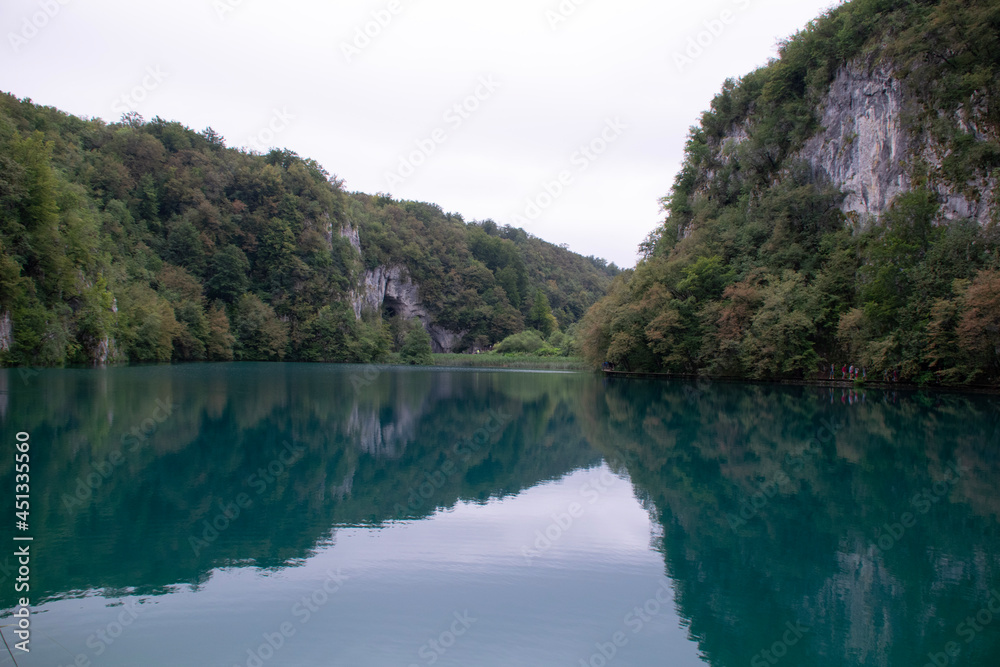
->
(1, 364), (998, 666)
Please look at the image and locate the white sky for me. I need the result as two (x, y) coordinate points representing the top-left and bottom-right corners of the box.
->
(1, 0), (841, 268)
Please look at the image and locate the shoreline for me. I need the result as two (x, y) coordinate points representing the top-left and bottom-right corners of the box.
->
(5, 361), (997, 393)
(599, 370), (1000, 395)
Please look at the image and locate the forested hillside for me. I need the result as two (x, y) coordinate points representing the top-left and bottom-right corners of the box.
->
(583, 0), (1000, 385)
(0, 94), (617, 366)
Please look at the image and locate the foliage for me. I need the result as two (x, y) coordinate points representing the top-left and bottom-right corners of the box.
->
(431, 353), (588, 370)
(526, 291), (558, 337)
(492, 328), (577, 358)
(494, 330), (547, 355)
(232, 294), (288, 361)
(582, 0), (1000, 385)
(399, 320), (433, 365)
(347, 197), (616, 350)
(0, 94), (616, 367)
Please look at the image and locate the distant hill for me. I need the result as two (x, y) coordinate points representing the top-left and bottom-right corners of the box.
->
(0, 95), (618, 366)
(582, 0), (1000, 386)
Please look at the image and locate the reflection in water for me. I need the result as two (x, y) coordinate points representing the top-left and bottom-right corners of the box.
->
(1, 365), (999, 665)
(589, 377), (1000, 667)
(1, 365), (603, 606)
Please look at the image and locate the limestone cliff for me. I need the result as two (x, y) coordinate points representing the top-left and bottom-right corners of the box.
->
(338, 224), (362, 255)
(0, 311), (11, 354)
(706, 60), (997, 229)
(348, 264), (466, 354)
(797, 62), (996, 226)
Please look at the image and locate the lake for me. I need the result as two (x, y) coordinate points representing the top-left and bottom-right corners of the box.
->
(1, 363), (999, 666)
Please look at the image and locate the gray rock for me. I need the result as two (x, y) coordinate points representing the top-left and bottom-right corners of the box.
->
(697, 60), (997, 232)
(350, 265), (466, 353)
(0, 311), (10, 352)
(797, 62), (996, 226)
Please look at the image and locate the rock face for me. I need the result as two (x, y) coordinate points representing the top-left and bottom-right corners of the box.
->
(92, 336), (122, 366)
(799, 64), (912, 223)
(796, 62), (997, 226)
(0, 311), (11, 353)
(339, 224), (361, 254)
(427, 326), (464, 354)
(342, 220), (465, 353)
(350, 265), (422, 320)
(350, 265), (466, 353)
(704, 61), (997, 231)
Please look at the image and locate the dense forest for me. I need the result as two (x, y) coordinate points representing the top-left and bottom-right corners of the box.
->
(582, 0), (1000, 385)
(0, 95), (618, 367)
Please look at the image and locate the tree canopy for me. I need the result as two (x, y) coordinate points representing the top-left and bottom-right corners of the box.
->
(0, 95), (618, 367)
(582, 0), (1000, 386)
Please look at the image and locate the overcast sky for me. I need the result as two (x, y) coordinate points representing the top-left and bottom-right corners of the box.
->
(2, 0), (840, 268)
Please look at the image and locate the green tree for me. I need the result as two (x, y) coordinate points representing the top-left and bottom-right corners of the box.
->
(206, 245), (250, 304)
(206, 302), (235, 361)
(233, 293), (288, 361)
(298, 304), (372, 363)
(740, 272), (820, 378)
(117, 284), (179, 362)
(400, 320), (433, 365)
(527, 291), (558, 337)
(494, 330), (546, 354)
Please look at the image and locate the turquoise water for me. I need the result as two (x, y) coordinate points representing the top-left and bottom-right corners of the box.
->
(1, 364), (998, 666)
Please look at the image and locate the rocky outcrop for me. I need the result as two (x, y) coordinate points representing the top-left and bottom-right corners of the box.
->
(342, 217), (465, 353)
(0, 311), (11, 353)
(797, 62), (997, 226)
(798, 64), (912, 224)
(339, 224), (361, 255)
(428, 326), (464, 354)
(92, 336), (123, 366)
(350, 265), (466, 353)
(350, 265), (424, 320)
(704, 61), (997, 230)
